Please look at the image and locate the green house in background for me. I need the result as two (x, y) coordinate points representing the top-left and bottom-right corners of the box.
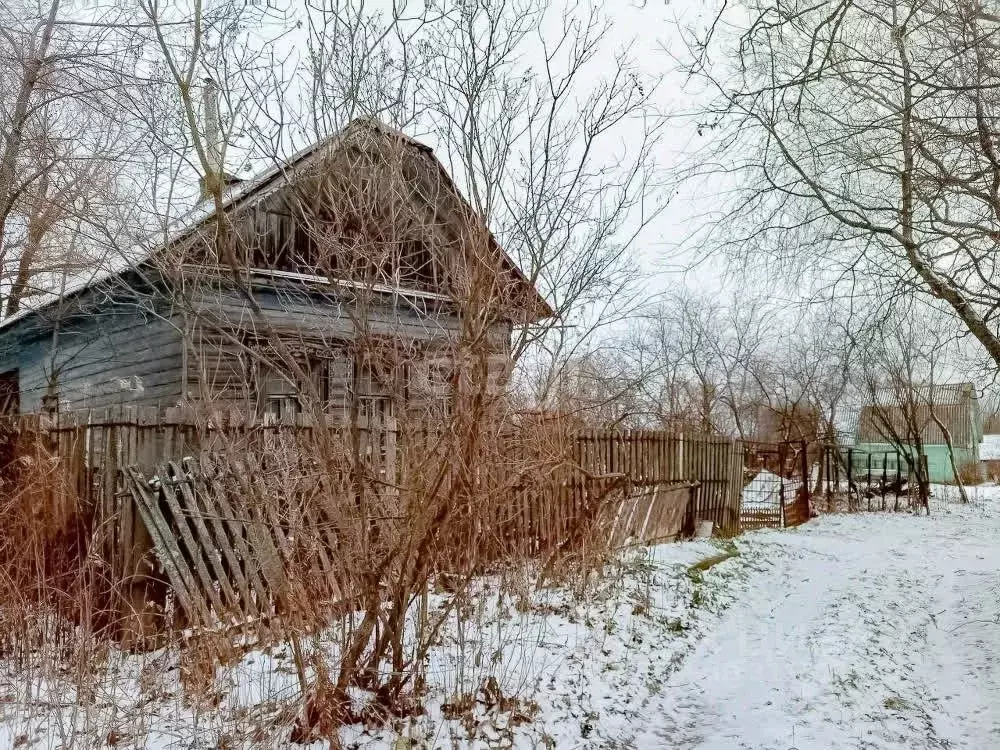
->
(854, 383), (983, 483)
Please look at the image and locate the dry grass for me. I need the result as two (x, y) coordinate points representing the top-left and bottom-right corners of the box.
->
(956, 461), (984, 486)
(0, 402), (639, 747)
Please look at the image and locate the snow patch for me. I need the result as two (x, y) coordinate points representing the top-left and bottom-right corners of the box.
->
(3, 490), (999, 747)
(980, 433), (1000, 460)
(742, 469), (802, 506)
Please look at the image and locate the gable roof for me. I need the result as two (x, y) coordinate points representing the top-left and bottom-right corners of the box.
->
(867, 382), (975, 407)
(856, 382), (982, 446)
(0, 119), (552, 332)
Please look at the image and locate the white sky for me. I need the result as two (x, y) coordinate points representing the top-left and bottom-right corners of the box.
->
(164, 0), (740, 298)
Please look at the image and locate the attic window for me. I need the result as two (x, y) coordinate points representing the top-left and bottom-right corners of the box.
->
(398, 240), (435, 289)
(249, 209), (326, 275)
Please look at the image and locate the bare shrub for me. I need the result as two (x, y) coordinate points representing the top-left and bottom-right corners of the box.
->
(0, 421), (103, 655)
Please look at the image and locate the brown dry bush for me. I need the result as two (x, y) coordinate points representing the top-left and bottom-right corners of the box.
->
(156, 380), (630, 743)
(956, 461), (984, 487)
(0, 384), (634, 746)
(0, 420), (108, 660)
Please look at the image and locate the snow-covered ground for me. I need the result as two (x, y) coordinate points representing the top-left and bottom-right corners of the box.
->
(2, 485), (998, 748)
(638, 483), (1000, 750)
(981, 434), (1000, 460)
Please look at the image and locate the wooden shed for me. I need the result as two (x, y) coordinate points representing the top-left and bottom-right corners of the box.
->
(854, 382), (983, 482)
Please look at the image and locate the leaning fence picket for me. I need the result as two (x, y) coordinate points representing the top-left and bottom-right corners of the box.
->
(1, 410), (756, 635)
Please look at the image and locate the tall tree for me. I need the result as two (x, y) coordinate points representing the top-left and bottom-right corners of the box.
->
(679, 0), (1000, 372)
(0, 0), (140, 317)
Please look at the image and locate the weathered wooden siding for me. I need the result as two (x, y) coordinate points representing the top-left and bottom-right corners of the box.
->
(186, 283), (463, 341)
(0, 274), (515, 416)
(0, 291), (185, 413)
(181, 280), (512, 409)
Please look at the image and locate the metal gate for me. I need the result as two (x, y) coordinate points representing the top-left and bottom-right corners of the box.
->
(739, 440), (810, 531)
(817, 445), (918, 512)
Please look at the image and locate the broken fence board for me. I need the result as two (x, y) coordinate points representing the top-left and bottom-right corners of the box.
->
(182, 459), (260, 619)
(167, 461), (241, 612)
(156, 463), (228, 617)
(127, 467), (212, 626)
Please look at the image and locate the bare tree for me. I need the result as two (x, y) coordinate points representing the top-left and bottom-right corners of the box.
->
(628, 296), (721, 432)
(541, 346), (649, 428)
(120, 0), (666, 737)
(849, 302), (967, 512)
(678, 0), (1000, 373)
(0, 0), (62, 265)
(417, 1), (667, 401)
(628, 289), (771, 436)
(0, 0), (143, 318)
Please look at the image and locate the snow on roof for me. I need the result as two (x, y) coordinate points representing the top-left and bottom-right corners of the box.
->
(0, 119), (439, 333)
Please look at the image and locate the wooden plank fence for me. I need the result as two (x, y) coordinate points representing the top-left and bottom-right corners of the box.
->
(575, 430), (743, 536)
(0, 409), (748, 633)
(605, 482), (697, 548)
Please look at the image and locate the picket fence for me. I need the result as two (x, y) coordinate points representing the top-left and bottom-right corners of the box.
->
(0, 408), (745, 632)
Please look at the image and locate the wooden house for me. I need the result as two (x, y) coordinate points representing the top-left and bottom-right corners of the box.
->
(854, 382), (983, 482)
(0, 120), (551, 419)
(754, 402), (821, 444)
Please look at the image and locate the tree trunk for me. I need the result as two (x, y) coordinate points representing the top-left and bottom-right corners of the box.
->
(0, 0), (61, 269)
(5, 172), (52, 317)
(929, 409), (969, 504)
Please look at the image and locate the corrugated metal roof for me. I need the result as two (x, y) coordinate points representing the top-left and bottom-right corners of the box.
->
(856, 382), (981, 446)
(867, 382), (974, 407)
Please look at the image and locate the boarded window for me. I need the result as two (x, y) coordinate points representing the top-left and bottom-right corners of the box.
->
(261, 369), (302, 422)
(408, 358), (453, 418)
(350, 352), (403, 422)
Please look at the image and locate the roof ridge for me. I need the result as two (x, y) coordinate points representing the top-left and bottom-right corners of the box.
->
(0, 120), (443, 332)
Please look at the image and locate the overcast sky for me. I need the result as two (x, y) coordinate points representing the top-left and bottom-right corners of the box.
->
(138, 0), (740, 298)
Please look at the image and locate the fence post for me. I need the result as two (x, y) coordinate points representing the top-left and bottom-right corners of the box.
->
(821, 445), (829, 505)
(845, 448), (854, 511)
(726, 437), (738, 535)
(828, 445), (836, 510)
(833, 446), (840, 501)
(892, 453), (903, 511)
(881, 452), (888, 510)
(678, 432), (685, 482)
(866, 453), (873, 511)
(778, 442), (786, 528)
(921, 453), (929, 506)
(800, 440), (809, 507)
